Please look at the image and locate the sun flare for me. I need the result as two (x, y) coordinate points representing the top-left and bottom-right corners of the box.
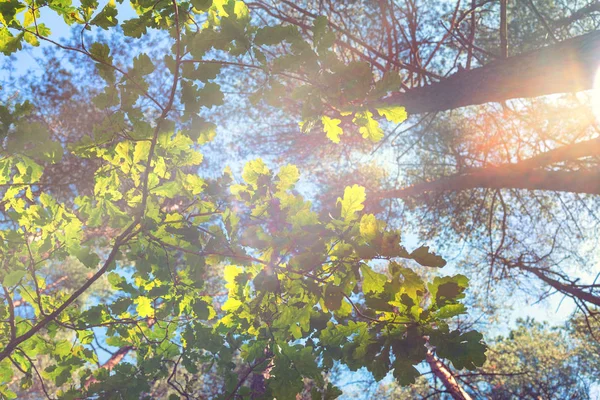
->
(593, 66), (600, 121)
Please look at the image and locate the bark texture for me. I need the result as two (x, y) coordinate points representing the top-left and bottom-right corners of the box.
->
(381, 169), (600, 198)
(426, 350), (472, 400)
(379, 137), (600, 199)
(84, 346), (136, 389)
(386, 30), (600, 114)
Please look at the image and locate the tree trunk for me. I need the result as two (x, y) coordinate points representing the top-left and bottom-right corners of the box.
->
(378, 137), (600, 199)
(84, 346), (136, 389)
(426, 350), (472, 400)
(380, 169), (600, 199)
(386, 30), (600, 114)
(500, 0), (508, 58)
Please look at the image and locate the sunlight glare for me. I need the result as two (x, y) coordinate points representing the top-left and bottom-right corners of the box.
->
(593, 66), (600, 121)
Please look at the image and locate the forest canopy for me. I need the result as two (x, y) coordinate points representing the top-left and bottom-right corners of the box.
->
(0, 0), (599, 398)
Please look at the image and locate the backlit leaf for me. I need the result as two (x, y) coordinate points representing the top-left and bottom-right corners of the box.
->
(322, 115), (343, 143)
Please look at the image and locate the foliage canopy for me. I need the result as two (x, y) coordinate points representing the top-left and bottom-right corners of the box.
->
(0, 0), (492, 398)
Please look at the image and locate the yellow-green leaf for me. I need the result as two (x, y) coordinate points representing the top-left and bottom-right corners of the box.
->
(337, 185), (366, 223)
(376, 105), (408, 124)
(359, 214), (378, 241)
(222, 297), (243, 311)
(224, 265), (242, 291)
(151, 181), (181, 198)
(135, 296), (153, 318)
(276, 164), (299, 191)
(241, 158), (270, 188)
(360, 264), (387, 294)
(322, 116), (343, 143)
(353, 111), (383, 142)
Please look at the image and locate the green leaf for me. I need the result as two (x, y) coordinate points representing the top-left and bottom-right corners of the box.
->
(391, 326), (427, 385)
(429, 274), (469, 307)
(0, 29), (23, 56)
(392, 360), (420, 386)
(222, 297), (243, 312)
(191, 0), (212, 11)
(410, 245), (446, 268)
(197, 82), (224, 109)
(132, 53), (155, 76)
(151, 180), (181, 198)
(54, 340), (72, 358)
(360, 264), (387, 294)
(89, 42), (111, 63)
(392, 264), (425, 302)
(184, 62), (221, 82)
(90, 0), (118, 29)
(269, 364), (303, 399)
(0, 0), (24, 26)
(71, 246), (101, 268)
(122, 17), (149, 38)
(14, 156), (43, 183)
(435, 303), (467, 319)
(254, 25), (296, 46)
(313, 16), (335, 51)
(367, 351), (391, 381)
(192, 300), (210, 319)
(324, 285), (343, 311)
(3, 270), (26, 287)
(372, 71), (403, 95)
(322, 116), (343, 143)
(319, 383), (343, 400)
(432, 330), (487, 370)
(0, 359), (15, 385)
(253, 269), (279, 293)
(110, 297), (132, 316)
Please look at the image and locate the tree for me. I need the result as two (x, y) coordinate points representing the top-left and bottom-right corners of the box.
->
(2, 0), (599, 398)
(236, 0), (600, 321)
(0, 0), (490, 399)
(377, 318), (596, 399)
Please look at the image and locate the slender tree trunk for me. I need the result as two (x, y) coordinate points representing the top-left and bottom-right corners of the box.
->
(385, 30), (600, 114)
(84, 346), (136, 389)
(83, 318), (156, 390)
(380, 169), (600, 199)
(378, 137), (600, 199)
(426, 350), (472, 400)
(500, 0), (508, 58)
(466, 0), (477, 70)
